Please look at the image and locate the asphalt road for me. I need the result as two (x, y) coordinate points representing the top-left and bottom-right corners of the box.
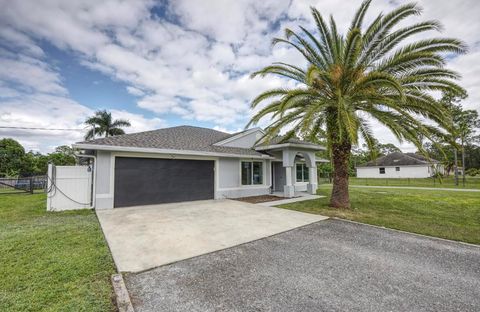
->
(125, 219), (480, 312)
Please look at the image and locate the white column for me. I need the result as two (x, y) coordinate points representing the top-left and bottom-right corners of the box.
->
(307, 166), (318, 195)
(284, 166), (295, 198)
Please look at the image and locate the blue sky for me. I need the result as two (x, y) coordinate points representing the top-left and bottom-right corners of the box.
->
(0, 0), (479, 152)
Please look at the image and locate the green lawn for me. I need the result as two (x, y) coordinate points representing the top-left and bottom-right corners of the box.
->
(0, 193), (116, 312)
(279, 185), (480, 245)
(345, 176), (480, 189)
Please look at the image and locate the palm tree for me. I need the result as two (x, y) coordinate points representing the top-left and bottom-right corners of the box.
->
(247, 0), (466, 208)
(84, 110), (131, 140)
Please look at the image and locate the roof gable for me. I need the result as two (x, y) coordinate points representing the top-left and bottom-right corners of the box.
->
(213, 128), (264, 148)
(254, 136), (325, 151)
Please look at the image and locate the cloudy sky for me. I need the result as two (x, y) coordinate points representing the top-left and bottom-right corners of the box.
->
(0, 0), (479, 153)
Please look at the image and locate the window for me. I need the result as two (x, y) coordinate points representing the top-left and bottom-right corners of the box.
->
(296, 163), (309, 182)
(379, 167), (386, 174)
(241, 161), (263, 185)
(395, 167), (400, 171)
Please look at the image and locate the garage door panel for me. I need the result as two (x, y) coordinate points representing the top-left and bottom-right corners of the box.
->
(114, 157), (214, 208)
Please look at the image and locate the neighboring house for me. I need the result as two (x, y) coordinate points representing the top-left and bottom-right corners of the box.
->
(356, 152), (444, 178)
(73, 126), (326, 209)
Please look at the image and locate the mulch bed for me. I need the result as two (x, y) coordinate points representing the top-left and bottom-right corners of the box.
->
(234, 195), (285, 204)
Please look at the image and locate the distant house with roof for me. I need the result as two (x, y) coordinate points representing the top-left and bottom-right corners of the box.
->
(356, 152), (444, 178)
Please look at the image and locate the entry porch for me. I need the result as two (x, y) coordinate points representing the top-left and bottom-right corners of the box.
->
(255, 139), (327, 198)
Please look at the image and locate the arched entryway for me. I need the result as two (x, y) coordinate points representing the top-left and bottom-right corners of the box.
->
(254, 140), (325, 198)
(280, 150), (317, 197)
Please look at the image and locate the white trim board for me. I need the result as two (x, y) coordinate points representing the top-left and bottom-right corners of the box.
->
(255, 142), (325, 151)
(213, 127), (264, 146)
(74, 143), (274, 160)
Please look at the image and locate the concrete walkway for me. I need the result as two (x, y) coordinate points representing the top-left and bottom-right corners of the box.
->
(349, 185), (480, 192)
(97, 199), (327, 272)
(258, 194), (323, 206)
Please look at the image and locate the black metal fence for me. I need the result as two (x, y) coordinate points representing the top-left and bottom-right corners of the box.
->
(0, 176), (47, 194)
(318, 173), (332, 184)
(316, 173), (480, 189)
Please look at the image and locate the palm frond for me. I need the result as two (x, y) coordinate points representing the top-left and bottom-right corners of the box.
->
(350, 0), (372, 30)
(247, 0), (465, 189)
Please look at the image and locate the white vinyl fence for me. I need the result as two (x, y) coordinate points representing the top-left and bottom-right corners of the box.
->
(46, 164), (94, 211)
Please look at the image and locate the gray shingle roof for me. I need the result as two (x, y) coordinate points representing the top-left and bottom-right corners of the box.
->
(76, 125), (265, 157)
(357, 152), (439, 167)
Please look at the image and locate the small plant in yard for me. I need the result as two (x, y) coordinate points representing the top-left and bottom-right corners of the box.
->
(248, 0), (466, 208)
(466, 168), (479, 176)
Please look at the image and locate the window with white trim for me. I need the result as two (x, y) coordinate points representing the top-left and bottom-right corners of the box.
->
(379, 167), (386, 174)
(241, 161), (263, 185)
(296, 163), (309, 182)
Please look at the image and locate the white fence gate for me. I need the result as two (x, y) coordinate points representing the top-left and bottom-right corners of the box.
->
(47, 164), (94, 211)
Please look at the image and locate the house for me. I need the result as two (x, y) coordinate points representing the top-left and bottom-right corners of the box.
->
(356, 152), (444, 178)
(73, 125), (326, 209)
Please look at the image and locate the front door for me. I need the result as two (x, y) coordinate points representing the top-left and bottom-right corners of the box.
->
(272, 162), (285, 192)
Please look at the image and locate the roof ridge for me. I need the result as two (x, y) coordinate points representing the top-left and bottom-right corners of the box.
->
(370, 154), (388, 165)
(78, 125), (233, 144)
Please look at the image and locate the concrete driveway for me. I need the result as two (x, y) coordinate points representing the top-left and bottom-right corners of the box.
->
(125, 219), (480, 312)
(96, 199), (326, 272)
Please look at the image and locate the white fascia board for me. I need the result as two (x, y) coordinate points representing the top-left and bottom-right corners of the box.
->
(254, 142), (326, 151)
(73, 143), (274, 160)
(213, 127), (265, 146)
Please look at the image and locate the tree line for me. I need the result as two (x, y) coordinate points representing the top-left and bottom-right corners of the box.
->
(0, 138), (76, 177)
(0, 110), (132, 178)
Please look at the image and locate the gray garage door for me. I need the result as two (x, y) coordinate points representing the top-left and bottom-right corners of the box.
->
(114, 157), (214, 208)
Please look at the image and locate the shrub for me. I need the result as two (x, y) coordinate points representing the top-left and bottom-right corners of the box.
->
(465, 168), (479, 177)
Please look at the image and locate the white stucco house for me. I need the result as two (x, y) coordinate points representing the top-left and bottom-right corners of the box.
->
(356, 152), (444, 178)
(73, 125), (326, 209)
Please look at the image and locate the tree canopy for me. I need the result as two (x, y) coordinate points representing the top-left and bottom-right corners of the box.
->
(247, 0), (466, 207)
(0, 139), (75, 177)
(85, 110), (131, 140)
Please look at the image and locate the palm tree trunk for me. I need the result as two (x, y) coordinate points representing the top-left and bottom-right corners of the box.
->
(461, 141), (466, 186)
(454, 148), (458, 186)
(330, 142), (351, 208)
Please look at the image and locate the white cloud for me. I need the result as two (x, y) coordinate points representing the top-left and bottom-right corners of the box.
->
(0, 27), (45, 57)
(213, 125), (243, 134)
(110, 109), (166, 133)
(0, 0), (479, 153)
(0, 54), (67, 95)
(168, 0), (290, 44)
(0, 93), (91, 151)
(126, 86), (145, 97)
(450, 50), (480, 111)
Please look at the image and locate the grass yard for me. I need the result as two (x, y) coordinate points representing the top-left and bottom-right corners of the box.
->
(347, 176), (480, 189)
(279, 185), (480, 245)
(0, 193), (116, 312)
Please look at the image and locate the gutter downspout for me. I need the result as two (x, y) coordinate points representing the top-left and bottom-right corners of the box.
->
(75, 153), (96, 209)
